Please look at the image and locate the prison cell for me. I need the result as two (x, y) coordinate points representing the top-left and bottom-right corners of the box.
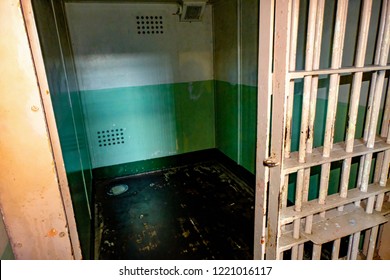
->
(255, 0), (390, 260)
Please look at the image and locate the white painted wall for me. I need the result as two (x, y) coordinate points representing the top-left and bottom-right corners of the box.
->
(65, 2), (214, 91)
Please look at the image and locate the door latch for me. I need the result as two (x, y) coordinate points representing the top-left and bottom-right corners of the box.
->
(263, 157), (280, 168)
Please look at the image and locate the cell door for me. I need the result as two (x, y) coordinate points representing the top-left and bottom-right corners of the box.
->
(254, 0), (390, 260)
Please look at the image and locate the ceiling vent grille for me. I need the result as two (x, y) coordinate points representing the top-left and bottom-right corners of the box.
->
(180, 1), (206, 22)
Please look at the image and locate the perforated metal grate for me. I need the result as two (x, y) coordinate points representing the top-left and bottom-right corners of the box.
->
(97, 128), (125, 147)
(136, 16), (164, 35)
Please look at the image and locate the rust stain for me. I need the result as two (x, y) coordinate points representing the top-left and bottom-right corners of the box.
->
(261, 237), (265, 245)
(46, 90), (50, 95)
(306, 127), (311, 141)
(59, 232), (66, 238)
(46, 228), (57, 237)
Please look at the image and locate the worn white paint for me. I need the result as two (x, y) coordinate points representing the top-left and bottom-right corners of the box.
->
(0, 0), (76, 259)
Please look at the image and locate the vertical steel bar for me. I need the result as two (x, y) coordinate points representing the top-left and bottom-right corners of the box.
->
(282, 0), (300, 214)
(374, 78), (389, 183)
(319, 0), (349, 206)
(285, 0), (300, 160)
(299, 0), (325, 259)
(347, 234), (353, 259)
(254, 0), (275, 260)
(380, 150), (390, 186)
(359, 0), (389, 189)
(295, 0), (318, 214)
(367, 226), (379, 260)
(312, 244), (322, 260)
(332, 239), (341, 260)
(362, 229), (371, 256)
(350, 232), (361, 260)
(306, 0), (325, 154)
(361, 2), (390, 192)
(266, 0), (292, 260)
(339, 0), (373, 202)
(363, 0), (388, 142)
(379, 85), (390, 187)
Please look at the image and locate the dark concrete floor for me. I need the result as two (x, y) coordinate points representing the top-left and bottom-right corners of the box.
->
(95, 158), (255, 260)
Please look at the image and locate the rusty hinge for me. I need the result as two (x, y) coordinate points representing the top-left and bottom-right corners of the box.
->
(263, 157), (280, 168)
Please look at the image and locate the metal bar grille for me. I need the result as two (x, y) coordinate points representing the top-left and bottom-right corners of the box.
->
(256, 0), (390, 260)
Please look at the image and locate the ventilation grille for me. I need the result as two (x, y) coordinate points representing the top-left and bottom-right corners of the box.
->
(184, 6), (203, 20)
(180, 2), (206, 22)
(97, 128), (125, 147)
(136, 16), (164, 35)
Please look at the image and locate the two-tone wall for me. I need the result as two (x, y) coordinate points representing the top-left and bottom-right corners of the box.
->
(65, 2), (215, 169)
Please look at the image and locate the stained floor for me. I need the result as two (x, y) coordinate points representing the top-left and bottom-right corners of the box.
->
(95, 158), (255, 260)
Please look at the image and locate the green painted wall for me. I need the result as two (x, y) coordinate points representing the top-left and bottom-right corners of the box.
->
(33, 0), (92, 259)
(214, 81), (257, 173)
(214, 0), (259, 174)
(0, 216), (14, 260)
(215, 81), (239, 163)
(82, 80), (215, 168)
(240, 84), (258, 173)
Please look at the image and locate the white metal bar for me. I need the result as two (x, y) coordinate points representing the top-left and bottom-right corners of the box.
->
(312, 244), (321, 260)
(347, 234), (353, 259)
(359, 0), (389, 190)
(292, 2), (316, 259)
(364, 0), (388, 142)
(301, 1), (326, 256)
(286, 1), (304, 260)
(350, 232), (361, 260)
(307, 0), (325, 154)
(266, 0), (292, 260)
(380, 150), (390, 186)
(298, 0), (318, 163)
(362, 228), (371, 256)
(374, 80), (390, 186)
(254, 0), (275, 261)
(339, 0), (373, 209)
(379, 85), (390, 187)
(280, 184), (390, 225)
(282, 0), (300, 226)
(332, 239), (340, 260)
(319, 0), (349, 206)
(380, 78), (390, 137)
(344, 0), (373, 151)
(366, 226), (379, 260)
(361, 2), (390, 192)
(323, 0), (349, 157)
(284, 137), (390, 174)
(285, 0), (300, 159)
(289, 64), (390, 79)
